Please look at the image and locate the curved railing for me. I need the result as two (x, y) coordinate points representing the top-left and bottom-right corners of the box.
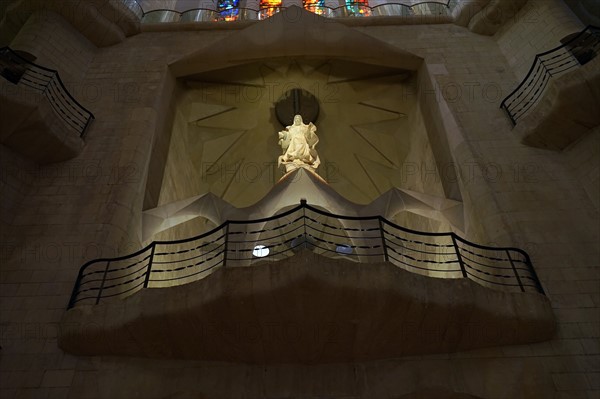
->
(0, 47), (95, 138)
(67, 200), (545, 309)
(122, 0), (144, 19)
(500, 25), (600, 125)
(121, 0), (454, 23)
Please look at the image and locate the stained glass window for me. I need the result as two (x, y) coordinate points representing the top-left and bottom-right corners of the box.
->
(259, 0), (282, 19)
(218, 0), (240, 21)
(303, 0), (326, 15)
(345, 0), (370, 16)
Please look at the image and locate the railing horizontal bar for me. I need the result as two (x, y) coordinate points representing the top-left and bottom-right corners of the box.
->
(80, 254), (152, 279)
(387, 253), (462, 274)
(153, 242), (226, 265)
(149, 259), (224, 283)
(304, 241), (383, 257)
(226, 244), (301, 263)
(464, 263), (514, 279)
(227, 224), (304, 244)
(386, 245), (460, 265)
(151, 249), (224, 273)
(384, 242), (457, 257)
(78, 267), (148, 287)
(458, 254), (514, 270)
(305, 224), (382, 240)
(465, 271), (522, 287)
(155, 235), (227, 256)
(383, 229), (454, 248)
(382, 218), (455, 238)
(98, 280), (146, 299)
(100, 272), (147, 291)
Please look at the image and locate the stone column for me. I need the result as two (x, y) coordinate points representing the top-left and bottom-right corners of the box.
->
(174, 0), (206, 11)
(283, 0), (303, 9)
(244, 0), (260, 10)
(323, 0), (340, 9)
(139, 0), (178, 11)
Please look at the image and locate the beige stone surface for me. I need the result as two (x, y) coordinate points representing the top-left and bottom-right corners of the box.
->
(169, 7), (424, 77)
(0, 0), (139, 47)
(0, 2), (598, 399)
(468, 0), (528, 36)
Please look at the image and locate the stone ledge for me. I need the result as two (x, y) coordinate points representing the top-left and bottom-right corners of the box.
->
(59, 249), (555, 363)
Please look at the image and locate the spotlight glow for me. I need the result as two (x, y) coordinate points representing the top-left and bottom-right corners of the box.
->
(336, 245), (352, 255)
(253, 245), (270, 257)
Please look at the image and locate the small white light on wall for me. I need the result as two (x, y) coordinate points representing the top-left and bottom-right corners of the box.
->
(336, 245), (352, 255)
(253, 245), (269, 258)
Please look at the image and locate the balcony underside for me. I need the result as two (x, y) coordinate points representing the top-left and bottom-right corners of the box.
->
(60, 249), (554, 363)
(0, 82), (83, 163)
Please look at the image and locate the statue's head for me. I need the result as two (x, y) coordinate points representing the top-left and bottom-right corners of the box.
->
(293, 115), (303, 125)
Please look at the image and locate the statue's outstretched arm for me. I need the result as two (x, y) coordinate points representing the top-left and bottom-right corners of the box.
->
(307, 123), (318, 148)
(278, 129), (290, 152)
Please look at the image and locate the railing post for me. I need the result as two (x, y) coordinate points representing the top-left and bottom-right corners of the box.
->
(301, 199), (307, 247)
(96, 261), (111, 305)
(81, 117), (93, 138)
(524, 252), (546, 296)
(42, 73), (55, 95)
(500, 103), (516, 126)
(143, 243), (155, 288)
(451, 234), (468, 278)
(222, 222), (229, 268)
(378, 216), (389, 262)
(506, 249), (525, 292)
(67, 267), (85, 309)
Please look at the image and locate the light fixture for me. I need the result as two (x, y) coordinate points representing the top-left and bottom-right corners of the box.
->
(252, 245), (269, 257)
(336, 244), (352, 255)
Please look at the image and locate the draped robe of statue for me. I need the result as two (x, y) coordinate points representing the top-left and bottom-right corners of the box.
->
(277, 115), (320, 173)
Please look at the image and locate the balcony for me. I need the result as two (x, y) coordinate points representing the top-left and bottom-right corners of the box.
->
(500, 26), (600, 150)
(0, 47), (94, 163)
(60, 200), (554, 363)
(500, 25), (600, 126)
(121, 0), (456, 25)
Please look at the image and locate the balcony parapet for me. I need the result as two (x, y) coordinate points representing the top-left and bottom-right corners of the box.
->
(61, 201), (553, 361)
(67, 200), (545, 310)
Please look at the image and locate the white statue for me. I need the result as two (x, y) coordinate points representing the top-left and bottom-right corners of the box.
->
(277, 115), (320, 173)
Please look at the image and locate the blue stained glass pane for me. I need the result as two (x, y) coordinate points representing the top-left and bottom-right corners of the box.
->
(218, 0), (240, 20)
(217, 0), (239, 9)
(344, 0), (370, 16)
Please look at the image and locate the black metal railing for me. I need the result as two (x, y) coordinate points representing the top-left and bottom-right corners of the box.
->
(67, 200), (545, 309)
(120, 0), (453, 23)
(500, 25), (600, 125)
(0, 47), (95, 138)
(122, 0), (144, 19)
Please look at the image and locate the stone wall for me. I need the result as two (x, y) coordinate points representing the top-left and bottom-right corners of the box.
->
(0, 146), (35, 239)
(10, 11), (97, 85)
(0, 5), (598, 399)
(563, 126), (600, 210)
